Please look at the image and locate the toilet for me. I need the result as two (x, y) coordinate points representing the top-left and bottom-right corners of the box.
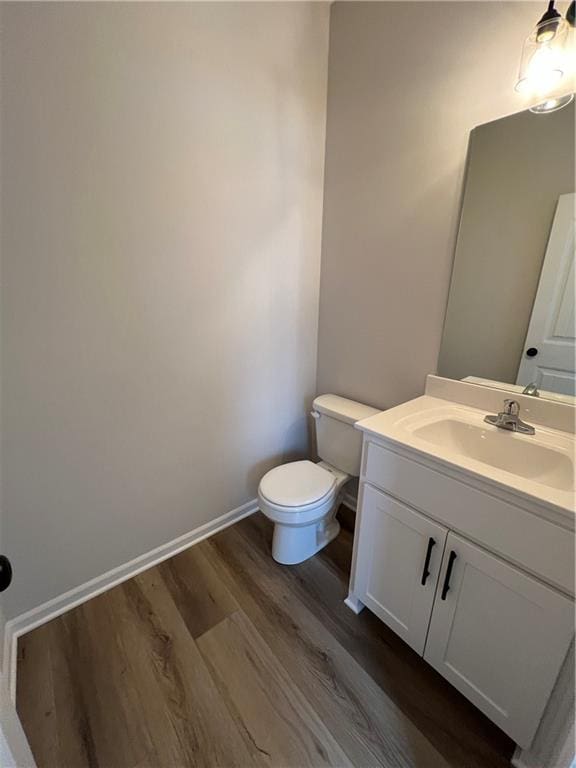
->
(258, 394), (380, 565)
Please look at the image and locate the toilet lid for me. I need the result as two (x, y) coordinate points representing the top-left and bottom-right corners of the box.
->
(259, 460), (336, 507)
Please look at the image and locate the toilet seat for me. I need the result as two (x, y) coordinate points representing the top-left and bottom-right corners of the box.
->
(259, 490), (337, 526)
(259, 460), (336, 508)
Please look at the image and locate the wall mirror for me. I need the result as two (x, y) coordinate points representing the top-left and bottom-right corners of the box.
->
(438, 102), (575, 402)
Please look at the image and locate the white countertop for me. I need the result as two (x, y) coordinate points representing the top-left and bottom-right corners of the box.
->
(356, 394), (575, 516)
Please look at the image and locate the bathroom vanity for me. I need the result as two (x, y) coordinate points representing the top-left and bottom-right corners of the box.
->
(346, 376), (575, 753)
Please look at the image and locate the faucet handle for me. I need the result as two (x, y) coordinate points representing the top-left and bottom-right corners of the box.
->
(504, 399), (520, 416)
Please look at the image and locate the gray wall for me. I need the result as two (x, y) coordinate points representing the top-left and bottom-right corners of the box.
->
(317, 1), (560, 410)
(438, 104), (575, 383)
(0, 2), (329, 618)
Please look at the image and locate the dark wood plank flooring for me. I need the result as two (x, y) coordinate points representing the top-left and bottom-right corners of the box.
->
(17, 509), (514, 767)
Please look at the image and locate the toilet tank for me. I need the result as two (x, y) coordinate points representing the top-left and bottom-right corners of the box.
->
(312, 395), (380, 476)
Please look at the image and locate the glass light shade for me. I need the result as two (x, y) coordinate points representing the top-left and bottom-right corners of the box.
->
(515, 18), (575, 112)
(529, 93), (574, 112)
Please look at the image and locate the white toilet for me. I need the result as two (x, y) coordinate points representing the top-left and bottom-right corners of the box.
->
(258, 394), (380, 565)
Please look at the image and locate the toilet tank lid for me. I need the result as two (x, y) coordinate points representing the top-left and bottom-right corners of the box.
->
(312, 395), (380, 425)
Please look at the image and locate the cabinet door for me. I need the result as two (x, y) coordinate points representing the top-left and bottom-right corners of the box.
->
(425, 532), (574, 748)
(355, 485), (448, 655)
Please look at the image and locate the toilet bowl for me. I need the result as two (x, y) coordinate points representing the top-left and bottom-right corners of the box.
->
(258, 460), (349, 565)
(258, 394), (380, 565)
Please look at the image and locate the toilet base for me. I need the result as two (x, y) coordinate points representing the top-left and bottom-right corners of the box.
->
(272, 518), (341, 565)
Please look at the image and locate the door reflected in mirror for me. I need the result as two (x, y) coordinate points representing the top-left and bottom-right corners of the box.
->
(438, 102), (575, 402)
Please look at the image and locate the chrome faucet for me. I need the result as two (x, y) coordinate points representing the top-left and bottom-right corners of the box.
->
(522, 382), (540, 397)
(484, 399), (535, 435)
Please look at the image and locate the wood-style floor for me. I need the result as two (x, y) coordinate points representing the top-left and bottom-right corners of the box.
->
(17, 509), (514, 768)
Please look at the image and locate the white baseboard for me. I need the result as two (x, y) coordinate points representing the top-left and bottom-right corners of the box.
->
(3, 498), (258, 703)
(341, 492), (357, 512)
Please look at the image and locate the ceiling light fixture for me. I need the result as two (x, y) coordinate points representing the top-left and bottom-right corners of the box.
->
(515, 1), (575, 113)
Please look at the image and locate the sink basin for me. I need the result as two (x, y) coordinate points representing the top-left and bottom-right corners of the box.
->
(410, 416), (575, 492)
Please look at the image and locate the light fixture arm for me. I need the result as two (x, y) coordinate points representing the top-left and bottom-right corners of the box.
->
(538, 0), (561, 26)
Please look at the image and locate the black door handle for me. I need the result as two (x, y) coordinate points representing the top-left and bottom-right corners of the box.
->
(441, 551), (457, 600)
(0, 555), (12, 592)
(526, 347), (538, 357)
(420, 537), (435, 585)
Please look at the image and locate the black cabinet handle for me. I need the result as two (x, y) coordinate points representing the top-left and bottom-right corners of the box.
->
(441, 551), (457, 600)
(420, 537), (435, 586)
(526, 347), (538, 357)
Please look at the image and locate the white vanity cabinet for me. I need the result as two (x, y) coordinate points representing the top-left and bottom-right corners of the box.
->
(349, 434), (575, 750)
(353, 484), (448, 654)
